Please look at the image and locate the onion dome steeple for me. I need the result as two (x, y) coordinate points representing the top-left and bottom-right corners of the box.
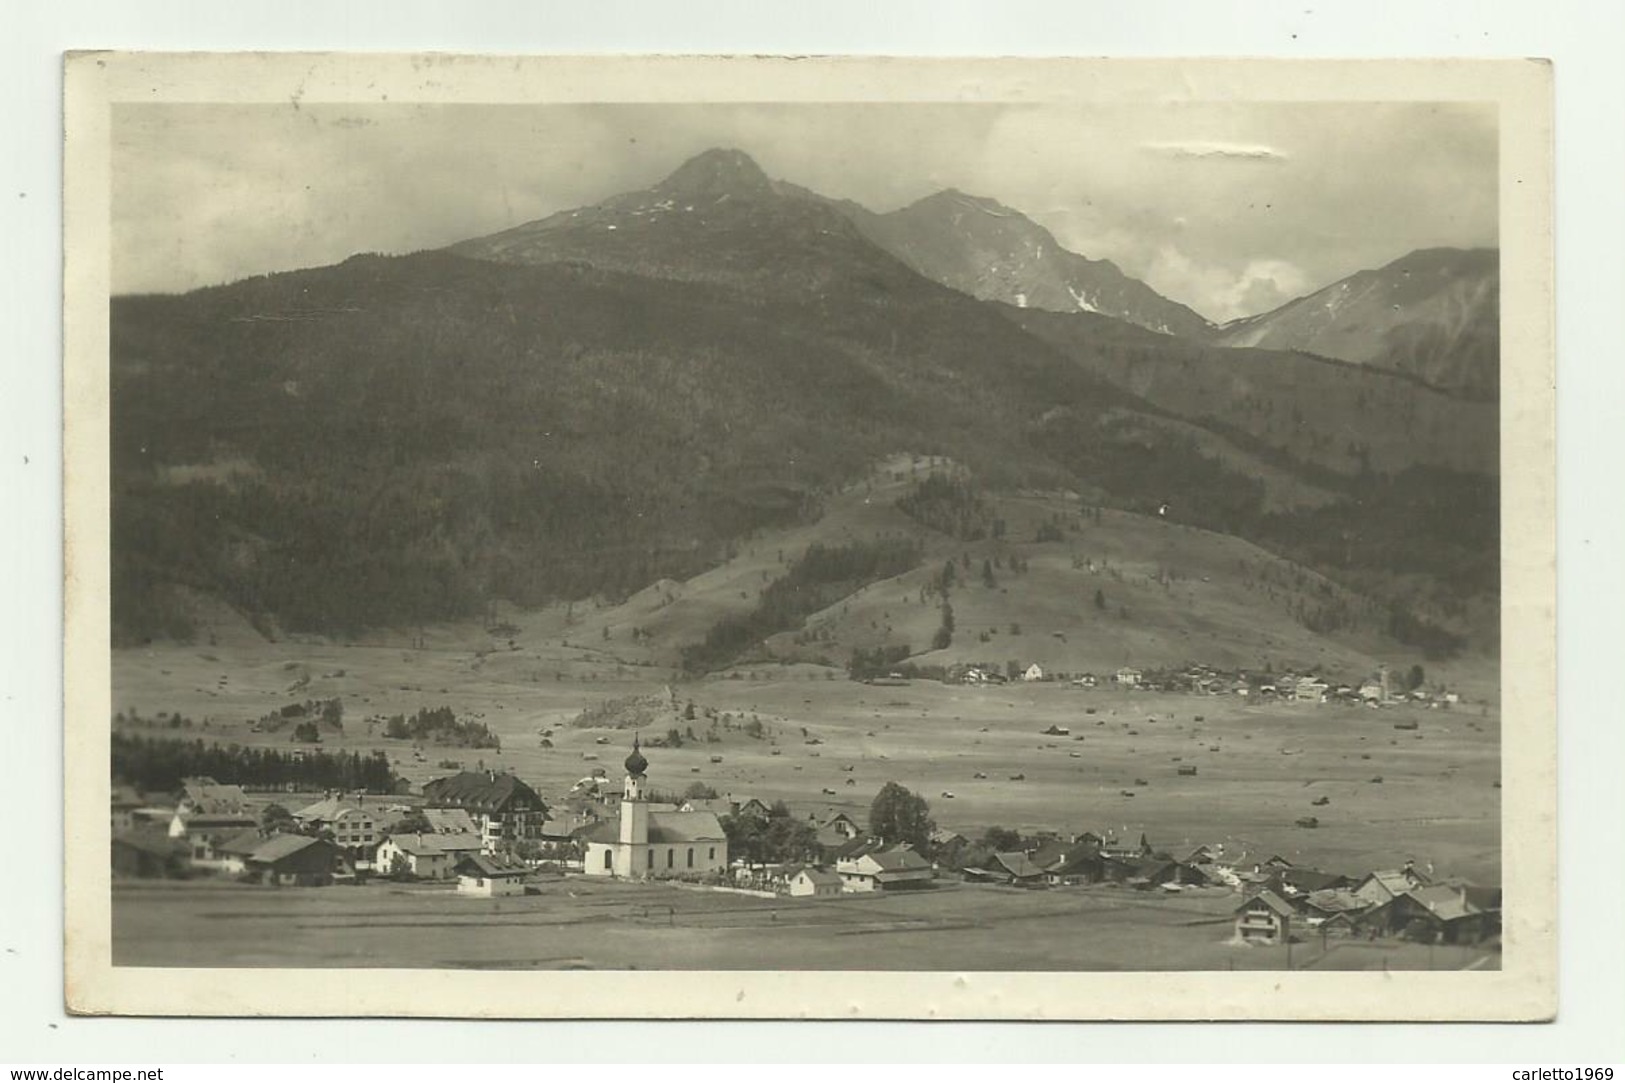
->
(624, 734), (648, 778)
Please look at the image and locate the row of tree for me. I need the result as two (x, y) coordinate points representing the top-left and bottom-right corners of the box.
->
(111, 732), (401, 794)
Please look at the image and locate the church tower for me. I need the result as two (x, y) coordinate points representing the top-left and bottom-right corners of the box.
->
(617, 735), (650, 874)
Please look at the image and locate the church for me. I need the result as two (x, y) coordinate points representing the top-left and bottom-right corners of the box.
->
(582, 736), (729, 879)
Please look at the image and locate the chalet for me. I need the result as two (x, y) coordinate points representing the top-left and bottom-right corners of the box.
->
(1043, 842), (1105, 886)
(111, 829), (187, 879)
(292, 795), (380, 855)
(1299, 888), (1373, 930)
(990, 851), (1047, 886)
(1359, 682), (1385, 703)
(1234, 889), (1295, 945)
(1352, 865), (1431, 907)
(927, 827), (967, 852)
(421, 770), (549, 854)
(213, 827), (272, 874)
(1022, 663), (1045, 682)
(455, 852), (530, 897)
(168, 808), (259, 867)
(1370, 884), (1501, 944)
(1115, 667), (1143, 687)
(177, 777), (249, 816)
(244, 835), (344, 887)
(785, 866), (843, 898)
(836, 846), (934, 892)
(376, 833), (456, 879)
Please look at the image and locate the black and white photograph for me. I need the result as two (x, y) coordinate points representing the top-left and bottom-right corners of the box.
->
(61, 53), (1556, 1020)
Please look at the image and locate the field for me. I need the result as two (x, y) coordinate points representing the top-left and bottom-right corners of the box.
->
(113, 635), (1500, 885)
(111, 878), (1496, 972)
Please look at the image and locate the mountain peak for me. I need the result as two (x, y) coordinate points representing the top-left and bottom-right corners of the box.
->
(656, 147), (775, 198)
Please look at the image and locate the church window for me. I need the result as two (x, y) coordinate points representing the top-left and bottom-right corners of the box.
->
(687, 848), (694, 868)
(647, 850), (654, 869)
(709, 847), (716, 861)
(667, 849), (674, 868)
(603, 850), (612, 870)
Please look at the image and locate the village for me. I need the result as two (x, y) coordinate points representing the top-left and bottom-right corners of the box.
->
(111, 655), (1500, 966)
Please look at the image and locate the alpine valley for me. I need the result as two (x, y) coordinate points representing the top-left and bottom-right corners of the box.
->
(112, 148), (1499, 680)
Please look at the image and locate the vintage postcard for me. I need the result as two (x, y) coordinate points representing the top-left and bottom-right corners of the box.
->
(63, 53), (1554, 1019)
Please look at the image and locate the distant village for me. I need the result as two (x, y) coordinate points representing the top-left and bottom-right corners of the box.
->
(113, 718), (1499, 952)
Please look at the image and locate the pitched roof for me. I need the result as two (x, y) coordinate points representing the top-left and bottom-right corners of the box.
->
(1026, 838), (1069, 869)
(175, 811), (258, 830)
(215, 828), (271, 857)
(993, 851), (1045, 879)
(647, 810), (726, 843)
(180, 778), (249, 815)
(422, 807), (479, 834)
(793, 867), (843, 887)
(457, 853), (529, 878)
(1303, 888), (1371, 914)
(421, 772), (547, 815)
(862, 847), (931, 872)
(1238, 889), (1296, 918)
(293, 797), (363, 823)
(682, 798), (736, 816)
(247, 833), (327, 864)
(1271, 866), (1349, 894)
(1404, 884), (1496, 922)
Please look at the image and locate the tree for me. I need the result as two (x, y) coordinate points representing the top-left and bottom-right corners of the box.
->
(869, 782), (934, 850)
(931, 601), (955, 651)
(390, 810), (432, 835)
(1094, 588), (1106, 611)
(1407, 663), (1426, 691)
(290, 720), (321, 743)
(387, 853), (413, 881)
(982, 826), (1023, 851)
(260, 803), (296, 833)
(981, 559), (997, 589)
(683, 781), (719, 800)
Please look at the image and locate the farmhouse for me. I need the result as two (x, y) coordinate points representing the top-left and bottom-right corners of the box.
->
(1369, 884), (1501, 944)
(1353, 865), (1431, 906)
(1234, 889), (1294, 945)
(1115, 667), (1143, 687)
(243, 834), (344, 887)
(1022, 663), (1044, 682)
(455, 852), (530, 897)
(292, 795), (380, 855)
(785, 866), (843, 898)
(581, 737), (729, 879)
(836, 846), (934, 892)
(375, 833), (456, 879)
(168, 808), (258, 866)
(422, 770), (549, 854)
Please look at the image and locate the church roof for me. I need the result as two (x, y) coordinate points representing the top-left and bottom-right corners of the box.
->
(647, 811), (725, 843)
(579, 810), (727, 845)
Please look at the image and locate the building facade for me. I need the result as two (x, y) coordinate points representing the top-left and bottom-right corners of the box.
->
(582, 737), (729, 879)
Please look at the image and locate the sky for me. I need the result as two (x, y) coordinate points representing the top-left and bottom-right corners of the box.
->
(112, 101), (1497, 322)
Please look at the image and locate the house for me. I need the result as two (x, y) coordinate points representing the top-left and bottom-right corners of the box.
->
(177, 777), (249, 816)
(1022, 663), (1044, 682)
(1352, 865), (1431, 907)
(421, 770), (549, 854)
(244, 835), (344, 886)
(836, 846), (935, 892)
(376, 833), (457, 879)
(1115, 667), (1142, 687)
(293, 795), (381, 856)
(1359, 681), (1385, 703)
(168, 808), (259, 867)
(1294, 679), (1329, 704)
(213, 827), (275, 874)
(1372, 884), (1501, 944)
(111, 829), (187, 878)
(785, 866), (843, 898)
(1043, 841), (1105, 886)
(734, 797), (773, 820)
(990, 851), (1047, 886)
(1300, 888), (1373, 930)
(1234, 889), (1295, 944)
(455, 852), (530, 897)
(1072, 674), (1098, 688)
(582, 738), (729, 879)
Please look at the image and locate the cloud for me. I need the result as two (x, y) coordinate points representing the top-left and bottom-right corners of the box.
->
(1141, 140), (1288, 162)
(1141, 248), (1311, 324)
